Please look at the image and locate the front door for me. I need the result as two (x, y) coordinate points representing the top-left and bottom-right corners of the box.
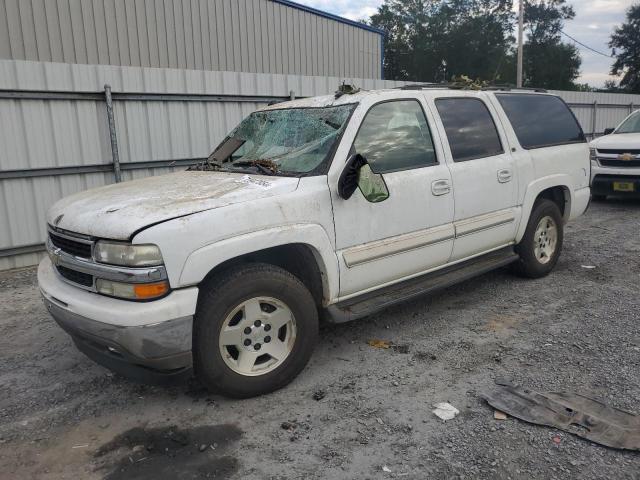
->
(432, 96), (518, 261)
(329, 96), (455, 298)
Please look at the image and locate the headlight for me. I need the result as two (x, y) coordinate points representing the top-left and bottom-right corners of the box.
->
(94, 241), (163, 267)
(589, 148), (597, 162)
(96, 279), (169, 300)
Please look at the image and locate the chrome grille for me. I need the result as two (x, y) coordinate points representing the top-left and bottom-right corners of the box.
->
(597, 148), (640, 155)
(57, 266), (93, 287)
(596, 149), (640, 168)
(599, 159), (640, 167)
(46, 228), (169, 293)
(49, 230), (93, 259)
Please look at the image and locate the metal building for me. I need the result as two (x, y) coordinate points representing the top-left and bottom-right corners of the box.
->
(0, 0), (385, 79)
(0, 0), (388, 270)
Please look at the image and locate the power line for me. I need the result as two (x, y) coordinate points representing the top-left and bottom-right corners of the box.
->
(560, 30), (613, 58)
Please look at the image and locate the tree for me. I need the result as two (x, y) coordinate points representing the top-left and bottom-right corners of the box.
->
(523, 41), (581, 90)
(497, 0), (582, 89)
(370, 0), (514, 82)
(599, 79), (624, 93)
(371, 0), (582, 90)
(609, 4), (640, 93)
(524, 0), (575, 44)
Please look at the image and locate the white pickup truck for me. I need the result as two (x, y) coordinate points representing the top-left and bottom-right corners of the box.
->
(590, 109), (640, 199)
(38, 86), (591, 397)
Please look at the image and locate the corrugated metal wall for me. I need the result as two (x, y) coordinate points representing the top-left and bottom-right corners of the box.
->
(550, 90), (640, 139)
(1, 60), (639, 271)
(0, 0), (383, 79)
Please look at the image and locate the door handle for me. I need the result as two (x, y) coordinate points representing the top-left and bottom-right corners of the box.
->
(431, 179), (451, 196)
(497, 169), (512, 183)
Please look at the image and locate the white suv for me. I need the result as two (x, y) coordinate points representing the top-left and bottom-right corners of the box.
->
(590, 109), (640, 199)
(38, 86), (591, 397)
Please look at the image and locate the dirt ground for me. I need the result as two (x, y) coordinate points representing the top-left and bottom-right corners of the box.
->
(1, 199), (639, 480)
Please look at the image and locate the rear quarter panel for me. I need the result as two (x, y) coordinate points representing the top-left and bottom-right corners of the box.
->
(487, 93), (590, 241)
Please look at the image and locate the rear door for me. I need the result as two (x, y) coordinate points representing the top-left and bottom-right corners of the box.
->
(328, 96), (455, 298)
(432, 95), (519, 261)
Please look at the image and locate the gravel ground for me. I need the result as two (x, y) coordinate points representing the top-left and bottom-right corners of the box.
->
(0, 199), (639, 480)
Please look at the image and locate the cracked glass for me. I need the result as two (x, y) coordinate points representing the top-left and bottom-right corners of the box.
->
(208, 104), (356, 175)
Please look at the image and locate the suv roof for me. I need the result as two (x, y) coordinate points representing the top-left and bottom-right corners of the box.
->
(260, 85), (551, 112)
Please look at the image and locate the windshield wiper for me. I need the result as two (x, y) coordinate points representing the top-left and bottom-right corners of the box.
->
(230, 159), (279, 176)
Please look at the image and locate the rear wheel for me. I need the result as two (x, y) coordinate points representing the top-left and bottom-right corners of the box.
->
(194, 263), (318, 398)
(513, 199), (563, 278)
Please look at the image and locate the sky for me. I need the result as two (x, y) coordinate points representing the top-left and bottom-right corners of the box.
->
(296, 0), (634, 87)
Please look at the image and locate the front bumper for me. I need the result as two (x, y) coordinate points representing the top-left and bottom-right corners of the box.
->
(38, 257), (199, 384)
(591, 174), (640, 197)
(591, 164), (640, 196)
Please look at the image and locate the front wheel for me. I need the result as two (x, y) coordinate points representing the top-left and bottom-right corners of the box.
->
(512, 199), (564, 278)
(194, 263), (318, 398)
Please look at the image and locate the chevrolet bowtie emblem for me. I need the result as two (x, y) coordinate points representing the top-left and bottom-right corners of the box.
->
(619, 153), (635, 161)
(49, 247), (62, 266)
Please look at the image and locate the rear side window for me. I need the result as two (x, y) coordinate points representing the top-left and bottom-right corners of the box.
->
(496, 94), (585, 149)
(435, 98), (504, 162)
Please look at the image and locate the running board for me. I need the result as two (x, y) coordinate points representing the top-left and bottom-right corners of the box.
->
(325, 247), (519, 323)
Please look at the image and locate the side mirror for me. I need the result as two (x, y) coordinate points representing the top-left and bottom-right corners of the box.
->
(604, 128), (615, 135)
(338, 154), (390, 203)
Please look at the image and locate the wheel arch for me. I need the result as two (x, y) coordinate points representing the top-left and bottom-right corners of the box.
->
(517, 178), (572, 243)
(179, 225), (339, 306)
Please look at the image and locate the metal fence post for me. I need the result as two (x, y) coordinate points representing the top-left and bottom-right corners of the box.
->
(104, 84), (122, 183)
(631, 102), (635, 114)
(591, 101), (598, 139)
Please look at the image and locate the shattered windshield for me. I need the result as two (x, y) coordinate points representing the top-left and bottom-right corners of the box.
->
(202, 104), (356, 176)
(615, 111), (640, 134)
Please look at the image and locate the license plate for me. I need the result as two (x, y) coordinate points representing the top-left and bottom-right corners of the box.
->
(613, 181), (635, 192)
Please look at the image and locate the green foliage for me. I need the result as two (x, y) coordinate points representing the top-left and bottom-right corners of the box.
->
(572, 83), (594, 92)
(449, 75), (491, 90)
(609, 4), (640, 93)
(523, 41), (581, 90)
(599, 79), (625, 93)
(371, 0), (582, 90)
(524, 0), (574, 43)
(371, 0), (514, 82)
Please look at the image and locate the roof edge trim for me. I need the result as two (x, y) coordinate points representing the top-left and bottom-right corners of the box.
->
(269, 0), (386, 36)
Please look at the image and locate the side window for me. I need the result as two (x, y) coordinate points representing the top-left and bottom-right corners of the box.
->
(353, 100), (437, 173)
(435, 98), (504, 162)
(496, 94), (585, 148)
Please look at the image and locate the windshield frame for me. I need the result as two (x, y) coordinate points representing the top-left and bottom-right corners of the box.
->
(614, 111), (640, 135)
(208, 103), (359, 177)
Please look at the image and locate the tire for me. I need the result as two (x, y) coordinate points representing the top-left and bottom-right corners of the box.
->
(512, 199), (564, 278)
(193, 263), (318, 398)
(592, 194), (607, 202)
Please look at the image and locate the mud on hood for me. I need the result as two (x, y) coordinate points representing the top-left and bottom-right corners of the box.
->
(47, 171), (299, 240)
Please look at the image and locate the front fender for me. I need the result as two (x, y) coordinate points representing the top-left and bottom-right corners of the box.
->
(516, 175), (573, 243)
(179, 224), (340, 303)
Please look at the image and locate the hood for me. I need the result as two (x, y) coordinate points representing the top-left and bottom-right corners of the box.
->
(47, 171), (299, 240)
(590, 133), (640, 150)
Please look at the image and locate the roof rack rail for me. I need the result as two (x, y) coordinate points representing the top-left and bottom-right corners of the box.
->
(396, 83), (449, 90)
(482, 85), (548, 93)
(395, 83), (548, 93)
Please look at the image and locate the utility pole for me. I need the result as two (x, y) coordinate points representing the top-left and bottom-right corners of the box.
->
(517, 0), (524, 88)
